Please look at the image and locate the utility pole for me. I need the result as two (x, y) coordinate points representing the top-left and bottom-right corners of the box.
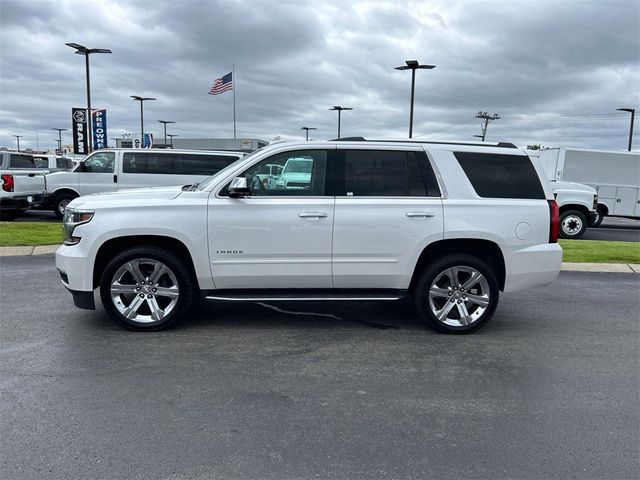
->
(329, 106), (353, 139)
(475, 111), (500, 141)
(394, 60), (436, 138)
(617, 108), (635, 151)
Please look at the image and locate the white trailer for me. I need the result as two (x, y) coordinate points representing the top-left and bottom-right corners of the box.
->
(538, 148), (640, 226)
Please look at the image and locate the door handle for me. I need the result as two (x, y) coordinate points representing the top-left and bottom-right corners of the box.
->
(28, 173), (36, 177)
(406, 211), (435, 218)
(113, 174), (118, 183)
(298, 212), (327, 218)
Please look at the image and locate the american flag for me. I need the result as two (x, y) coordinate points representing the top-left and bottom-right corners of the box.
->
(209, 72), (233, 95)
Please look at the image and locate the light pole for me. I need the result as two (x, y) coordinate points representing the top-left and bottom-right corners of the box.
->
(617, 108), (636, 151)
(130, 96), (156, 147)
(52, 128), (66, 153)
(394, 60), (436, 138)
(329, 106), (353, 139)
(13, 135), (22, 152)
(167, 134), (178, 148)
(301, 126), (317, 141)
(65, 43), (112, 153)
(158, 120), (175, 147)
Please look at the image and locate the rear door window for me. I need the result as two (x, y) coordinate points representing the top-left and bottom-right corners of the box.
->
(343, 150), (440, 197)
(454, 152), (545, 199)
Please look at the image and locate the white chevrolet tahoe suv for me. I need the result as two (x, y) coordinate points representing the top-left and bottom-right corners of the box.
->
(56, 139), (562, 334)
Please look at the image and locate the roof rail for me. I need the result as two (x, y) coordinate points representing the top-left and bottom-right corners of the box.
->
(332, 137), (517, 149)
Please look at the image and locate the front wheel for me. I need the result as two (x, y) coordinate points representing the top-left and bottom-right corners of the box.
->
(414, 254), (499, 334)
(53, 193), (77, 219)
(99, 246), (194, 331)
(559, 210), (587, 239)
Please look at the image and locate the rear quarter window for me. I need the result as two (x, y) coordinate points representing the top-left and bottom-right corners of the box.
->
(454, 152), (545, 199)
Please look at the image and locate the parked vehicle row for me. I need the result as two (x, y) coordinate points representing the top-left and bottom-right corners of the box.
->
(56, 139), (563, 334)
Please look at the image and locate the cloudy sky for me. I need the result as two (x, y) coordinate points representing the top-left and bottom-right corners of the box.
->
(1, 0), (638, 151)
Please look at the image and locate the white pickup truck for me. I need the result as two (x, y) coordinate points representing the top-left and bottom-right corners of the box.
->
(0, 152), (47, 220)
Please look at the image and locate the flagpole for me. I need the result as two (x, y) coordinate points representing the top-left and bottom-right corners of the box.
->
(232, 64), (236, 139)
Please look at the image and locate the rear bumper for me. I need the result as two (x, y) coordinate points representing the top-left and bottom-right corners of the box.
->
(504, 243), (563, 292)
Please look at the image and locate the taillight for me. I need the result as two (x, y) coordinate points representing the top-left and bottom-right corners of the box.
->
(1, 174), (14, 192)
(548, 200), (559, 243)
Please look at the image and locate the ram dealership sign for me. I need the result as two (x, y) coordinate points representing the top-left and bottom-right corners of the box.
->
(72, 108), (88, 155)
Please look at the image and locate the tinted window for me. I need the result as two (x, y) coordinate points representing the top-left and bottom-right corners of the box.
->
(123, 152), (239, 175)
(57, 157), (73, 169)
(9, 154), (36, 168)
(454, 152), (545, 199)
(33, 156), (49, 168)
(83, 152), (115, 173)
(344, 150), (440, 197)
(228, 149), (328, 196)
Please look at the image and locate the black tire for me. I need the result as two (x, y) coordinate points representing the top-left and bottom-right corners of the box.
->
(413, 254), (499, 334)
(99, 246), (194, 331)
(53, 193), (77, 219)
(559, 209), (587, 239)
(588, 206), (605, 228)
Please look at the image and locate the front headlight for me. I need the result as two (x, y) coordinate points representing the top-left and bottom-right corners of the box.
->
(63, 208), (94, 246)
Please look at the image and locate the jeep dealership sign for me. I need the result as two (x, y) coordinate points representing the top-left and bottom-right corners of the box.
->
(72, 108), (88, 155)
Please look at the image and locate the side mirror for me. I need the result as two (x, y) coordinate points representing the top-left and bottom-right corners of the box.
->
(228, 177), (250, 197)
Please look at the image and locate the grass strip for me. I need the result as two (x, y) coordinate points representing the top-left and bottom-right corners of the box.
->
(560, 239), (640, 264)
(0, 222), (63, 247)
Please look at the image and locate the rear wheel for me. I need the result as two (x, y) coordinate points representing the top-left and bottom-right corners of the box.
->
(99, 246), (194, 331)
(559, 210), (587, 239)
(414, 254), (499, 334)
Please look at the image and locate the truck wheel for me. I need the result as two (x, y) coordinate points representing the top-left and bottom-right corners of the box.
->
(559, 210), (587, 239)
(588, 207), (605, 228)
(99, 246), (194, 331)
(53, 193), (76, 219)
(413, 254), (499, 334)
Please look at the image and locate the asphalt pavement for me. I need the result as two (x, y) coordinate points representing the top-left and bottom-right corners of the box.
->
(1, 254), (638, 479)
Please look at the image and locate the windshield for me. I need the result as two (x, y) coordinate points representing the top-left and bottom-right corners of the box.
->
(196, 149), (262, 190)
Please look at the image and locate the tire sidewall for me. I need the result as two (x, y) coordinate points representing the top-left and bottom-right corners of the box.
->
(414, 254), (499, 334)
(559, 210), (587, 238)
(99, 246), (193, 331)
(53, 193), (76, 219)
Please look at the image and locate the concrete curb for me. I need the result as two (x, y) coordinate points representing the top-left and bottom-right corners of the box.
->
(0, 245), (639, 275)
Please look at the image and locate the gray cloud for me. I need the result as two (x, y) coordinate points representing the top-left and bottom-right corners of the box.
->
(0, 0), (638, 151)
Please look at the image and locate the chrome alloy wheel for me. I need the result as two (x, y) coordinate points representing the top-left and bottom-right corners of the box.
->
(110, 258), (179, 323)
(561, 214), (583, 236)
(428, 266), (490, 327)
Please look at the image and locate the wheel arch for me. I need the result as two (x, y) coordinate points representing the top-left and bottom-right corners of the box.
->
(93, 235), (199, 290)
(597, 203), (609, 215)
(409, 239), (506, 292)
(49, 187), (80, 205)
(558, 204), (591, 217)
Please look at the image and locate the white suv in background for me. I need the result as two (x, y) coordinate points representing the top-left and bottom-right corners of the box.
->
(56, 139), (562, 334)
